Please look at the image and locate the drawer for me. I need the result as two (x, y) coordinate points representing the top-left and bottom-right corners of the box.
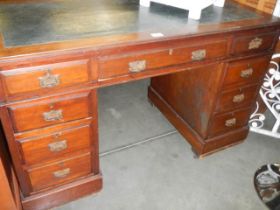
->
(1, 59), (90, 96)
(223, 55), (271, 87)
(18, 123), (92, 166)
(215, 85), (259, 113)
(99, 39), (227, 79)
(28, 153), (92, 192)
(8, 91), (91, 132)
(231, 31), (277, 55)
(209, 108), (252, 137)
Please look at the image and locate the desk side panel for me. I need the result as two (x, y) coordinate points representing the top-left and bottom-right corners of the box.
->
(150, 63), (224, 139)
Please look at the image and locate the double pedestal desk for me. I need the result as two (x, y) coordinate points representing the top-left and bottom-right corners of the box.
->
(0, 0), (279, 209)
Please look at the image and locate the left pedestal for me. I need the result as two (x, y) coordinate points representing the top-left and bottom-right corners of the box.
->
(0, 72), (102, 210)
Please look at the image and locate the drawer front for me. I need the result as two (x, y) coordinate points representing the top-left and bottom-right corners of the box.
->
(1, 59), (90, 96)
(28, 153), (92, 192)
(99, 39), (227, 79)
(223, 56), (271, 87)
(209, 108), (252, 137)
(216, 85), (259, 113)
(8, 91), (91, 132)
(19, 124), (92, 166)
(231, 32), (277, 55)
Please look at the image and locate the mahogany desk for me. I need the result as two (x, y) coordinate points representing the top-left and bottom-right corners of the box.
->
(0, 0), (279, 209)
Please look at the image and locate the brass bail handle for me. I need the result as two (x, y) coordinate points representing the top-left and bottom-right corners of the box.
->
(225, 118), (237, 127)
(129, 60), (146, 73)
(240, 66), (253, 78)
(192, 49), (206, 61)
(43, 109), (63, 122)
(233, 93), (245, 103)
(38, 69), (60, 88)
(48, 140), (68, 152)
(53, 168), (70, 178)
(248, 37), (263, 50)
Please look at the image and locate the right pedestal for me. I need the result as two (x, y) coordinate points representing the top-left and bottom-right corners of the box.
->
(148, 59), (269, 157)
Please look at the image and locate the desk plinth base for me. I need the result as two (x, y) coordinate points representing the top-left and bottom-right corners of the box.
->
(148, 87), (249, 157)
(21, 174), (102, 210)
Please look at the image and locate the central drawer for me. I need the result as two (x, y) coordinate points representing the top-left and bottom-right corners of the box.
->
(8, 91), (91, 132)
(99, 38), (227, 79)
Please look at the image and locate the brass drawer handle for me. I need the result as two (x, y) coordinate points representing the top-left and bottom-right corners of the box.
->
(129, 60), (146, 73)
(240, 68), (253, 78)
(248, 37), (263, 50)
(43, 109), (63, 122)
(225, 118), (237, 127)
(38, 70), (60, 88)
(48, 140), (67, 152)
(192, 49), (206, 61)
(53, 168), (70, 178)
(233, 94), (245, 103)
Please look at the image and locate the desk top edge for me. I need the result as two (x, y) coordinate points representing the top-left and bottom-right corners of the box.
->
(0, 0), (279, 58)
